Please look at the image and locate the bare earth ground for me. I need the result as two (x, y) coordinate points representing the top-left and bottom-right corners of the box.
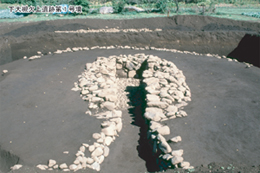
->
(0, 16), (260, 173)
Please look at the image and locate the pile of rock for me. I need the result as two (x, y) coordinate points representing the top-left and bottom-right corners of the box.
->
(55, 28), (162, 33)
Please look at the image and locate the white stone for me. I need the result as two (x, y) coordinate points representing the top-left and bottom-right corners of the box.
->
(82, 143), (89, 148)
(102, 125), (116, 136)
(79, 146), (85, 153)
(11, 164), (23, 170)
(166, 105), (178, 113)
(98, 155), (105, 164)
(170, 136), (182, 143)
(116, 122), (123, 132)
(142, 70), (153, 78)
(156, 126), (170, 135)
(86, 157), (94, 164)
(48, 159), (56, 167)
(147, 101), (168, 109)
(171, 156), (184, 165)
(180, 161), (190, 168)
(104, 136), (113, 146)
(59, 163), (68, 169)
(91, 147), (104, 157)
(2, 70), (8, 74)
(146, 94), (160, 102)
(69, 164), (77, 171)
(171, 149), (184, 156)
(112, 110), (122, 117)
(159, 140), (172, 153)
(128, 70), (136, 78)
(91, 162), (100, 171)
(89, 85), (99, 91)
(93, 133), (101, 139)
(89, 145), (95, 152)
(104, 146), (110, 157)
(150, 121), (163, 130)
(37, 164), (48, 170)
(101, 102), (116, 110)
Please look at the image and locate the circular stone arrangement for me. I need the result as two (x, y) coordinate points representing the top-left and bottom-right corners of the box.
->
(11, 53), (193, 172)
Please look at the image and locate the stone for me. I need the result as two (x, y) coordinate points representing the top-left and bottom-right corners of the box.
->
(105, 95), (117, 102)
(89, 145), (95, 152)
(112, 110), (122, 117)
(180, 161), (190, 168)
(59, 163), (68, 169)
(142, 70), (153, 78)
(101, 102), (116, 110)
(2, 70), (8, 74)
(81, 89), (89, 95)
(143, 77), (159, 86)
(48, 159), (56, 167)
(166, 105), (178, 113)
(79, 79), (88, 87)
(80, 146), (85, 153)
(53, 165), (59, 169)
(86, 157), (94, 164)
(170, 136), (182, 143)
(82, 143), (89, 148)
(92, 97), (103, 103)
(69, 164), (77, 171)
(37, 164), (48, 170)
(98, 155), (105, 164)
(116, 63), (123, 69)
(159, 140), (172, 154)
(93, 133), (101, 139)
(97, 138), (104, 143)
(11, 164), (23, 170)
(104, 136), (113, 146)
(89, 85), (99, 91)
(104, 146), (110, 157)
(99, 6), (113, 14)
(150, 121), (163, 130)
(124, 6), (145, 12)
(156, 126), (170, 135)
(91, 162), (100, 171)
(147, 101), (168, 109)
(179, 110), (188, 117)
(162, 154), (173, 161)
(117, 69), (128, 78)
(171, 149), (184, 156)
(146, 94), (160, 102)
(91, 147), (104, 157)
(128, 70), (136, 78)
(76, 151), (85, 157)
(171, 156), (184, 165)
(116, 122), (123, 132)
(102, 125), (116, 136)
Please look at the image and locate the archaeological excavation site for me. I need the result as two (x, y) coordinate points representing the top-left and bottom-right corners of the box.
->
(0, 15), (260, 173)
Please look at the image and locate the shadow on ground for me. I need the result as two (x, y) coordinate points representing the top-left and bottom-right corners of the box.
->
(126, 84), (161, 172)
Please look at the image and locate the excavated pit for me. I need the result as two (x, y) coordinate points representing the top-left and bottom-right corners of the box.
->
(0, 15), (260, 173)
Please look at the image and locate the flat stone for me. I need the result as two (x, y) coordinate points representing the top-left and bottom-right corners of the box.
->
(146, 94), (160, 102)
(91, 147), (104, 157)
(59, 163), (68, 169)
(86, 157), (94, 164)
(156, 126), (170, 135)
(102, 125), (116, 136)
(147, 101), (168, 109)
(79, 146), (85, 153)
(128, 70), (136, 78)
(166, 105), (178, 113)
(159, 140), (172, 154)
(170, 136), (182, 143)
(11, 164), (23, 170)
(112, 110), (122, 117)
(48, 159), (56, 167)
(69, 164), (77, 171)
(116, 122), (123, 132)
(150, 121), (163, 130)
(105, 95), (117, 102)
(89, 145), (95, 152)
(91, 162), (100, 171)
(171, 149), (184, 156)
(93, 133), (101, 139)
(37, 164), (48, 170)
(104, 146), (110, 157)
(101, 102), (116, 110)
(89, 85), (99, 91)
(142, 70), (153, 78)
(171, 156), (184, 165)
(104, 136), (113, 146)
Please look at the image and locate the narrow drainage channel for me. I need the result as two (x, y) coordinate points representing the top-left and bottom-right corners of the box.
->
(126, 83), (161, 172)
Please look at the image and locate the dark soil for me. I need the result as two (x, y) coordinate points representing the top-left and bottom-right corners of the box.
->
(0, 15), (260, 173)
(0, 15), (259, 66)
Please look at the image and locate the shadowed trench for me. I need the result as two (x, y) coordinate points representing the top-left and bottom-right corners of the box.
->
(126, 84), (161, 172)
